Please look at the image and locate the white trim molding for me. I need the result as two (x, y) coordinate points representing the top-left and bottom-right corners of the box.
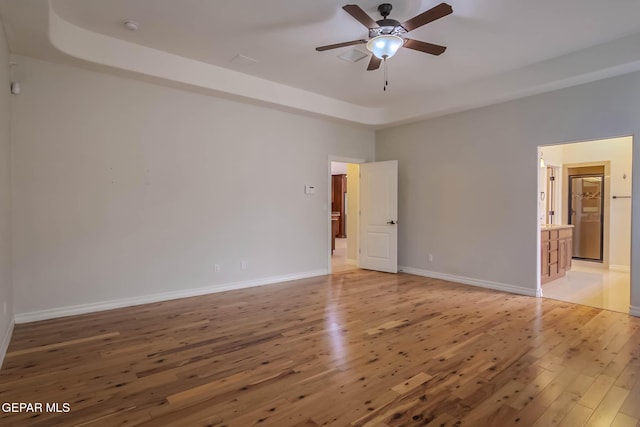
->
(0, 320), (15, 369)
(399, 266), (537, 297)
(630, 305), (640, 317)
(14, 269), (328, 324)
(609, 264), (631, 273)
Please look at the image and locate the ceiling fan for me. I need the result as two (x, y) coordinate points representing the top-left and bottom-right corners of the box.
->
(316, 2), (453, 71)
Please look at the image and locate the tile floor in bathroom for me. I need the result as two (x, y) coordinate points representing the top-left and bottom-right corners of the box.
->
(542, 260), (630, 313)
(331, 237), (358, 273)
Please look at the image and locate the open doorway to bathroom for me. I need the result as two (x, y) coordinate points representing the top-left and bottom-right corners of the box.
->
(330, 161), (359, 273)
(568, 167), (605, 262)
(538, 136), (632, 313)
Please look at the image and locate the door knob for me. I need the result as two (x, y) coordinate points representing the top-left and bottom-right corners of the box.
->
(387, 220), (396, 225)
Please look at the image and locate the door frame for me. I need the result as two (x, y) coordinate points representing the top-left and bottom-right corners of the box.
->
(327, 156), (365, 274)
(563, 161), (610, 268)
(567, 171), (605, 262)
(536, 137), (629, 308)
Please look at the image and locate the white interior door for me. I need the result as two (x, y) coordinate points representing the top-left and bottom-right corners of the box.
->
(359, 160), (398, 273)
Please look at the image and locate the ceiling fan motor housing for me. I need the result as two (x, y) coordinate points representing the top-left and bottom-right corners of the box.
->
(370, 20), (406, 37)
(371, 3), (406, 37)
(377, 18), (400, 28)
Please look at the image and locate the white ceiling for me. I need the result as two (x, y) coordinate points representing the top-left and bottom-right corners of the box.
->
(3, 0), (640, 126)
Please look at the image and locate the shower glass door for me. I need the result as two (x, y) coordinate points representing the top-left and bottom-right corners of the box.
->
(568, 175), (604, 261)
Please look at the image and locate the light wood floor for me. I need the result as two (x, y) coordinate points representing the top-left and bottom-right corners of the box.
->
(1, 270), (639, 426)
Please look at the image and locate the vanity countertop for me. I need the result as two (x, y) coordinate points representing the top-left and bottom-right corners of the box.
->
(541, 224), (574, 230)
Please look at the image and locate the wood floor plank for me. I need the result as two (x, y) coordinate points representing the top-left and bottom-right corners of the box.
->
(0, 270), (639, 426)
(579, 375), (616, 409)
(584, 386), (630, 427)
(558, 404), (593, 427)
(531, 372), (595, 426)
(619, 378), (640, 418)
(5, 332), (121, 357)
(610, 412), (640, 427)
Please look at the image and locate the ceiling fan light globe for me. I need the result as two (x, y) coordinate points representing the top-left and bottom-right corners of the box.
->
(366, 35), (403, 59)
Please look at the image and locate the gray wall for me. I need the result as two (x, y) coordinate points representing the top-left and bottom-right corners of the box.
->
(0, 21), (13, 363)
(11, 55), (374, 318)
(376, 71), (640, 313)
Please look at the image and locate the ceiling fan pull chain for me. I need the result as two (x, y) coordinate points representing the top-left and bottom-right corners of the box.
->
(383, 58), (388, 91)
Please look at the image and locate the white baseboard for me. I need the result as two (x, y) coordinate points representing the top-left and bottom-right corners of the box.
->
(0, 319), (14, 370)
(609, 264), (631, 273)
(14, 269), (328, 324)
(346, 258), (358, 266)
(630, 305), (640, 317)
(399, 266), (537, 297)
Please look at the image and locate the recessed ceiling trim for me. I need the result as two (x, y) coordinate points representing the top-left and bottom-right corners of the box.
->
(380, 32), (640, 126)
(48, 1), (383, 125)
(45, 1), (640, 128)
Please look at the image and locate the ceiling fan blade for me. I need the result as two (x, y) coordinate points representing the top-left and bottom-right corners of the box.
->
(403, 38), (447, 56)
(343, 4), (379, 29)
(367, 55), (382, 71)
(316, 39), (367, 51)
(401, 3), (453, 32)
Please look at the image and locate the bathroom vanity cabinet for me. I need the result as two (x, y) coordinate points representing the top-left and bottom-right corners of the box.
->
(541, 225), (574, 284)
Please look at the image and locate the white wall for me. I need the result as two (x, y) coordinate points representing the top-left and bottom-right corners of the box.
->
(376, 71), (640, 314)
(11, 55), (374, 319)
(0, 22), (13, 364)
(540, 137), (632, 269)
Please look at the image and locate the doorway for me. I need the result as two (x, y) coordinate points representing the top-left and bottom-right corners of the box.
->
(329, 160), (360, 274)
(537, 136), (632, 314)
(328, 157), (399, 275)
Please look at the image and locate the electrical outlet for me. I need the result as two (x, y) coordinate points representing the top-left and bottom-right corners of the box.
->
(241, 260), (247, 270)
(428, 253), (434, 262)
(214, 264), (221, 273)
